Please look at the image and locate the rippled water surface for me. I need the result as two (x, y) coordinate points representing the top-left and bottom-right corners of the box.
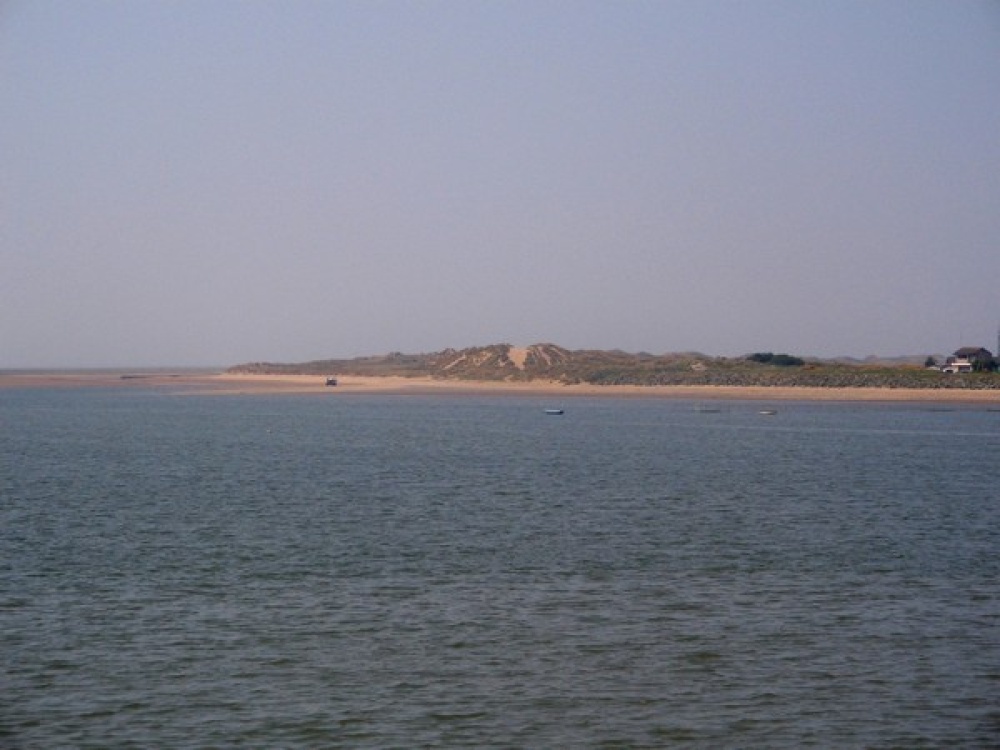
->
(2, 390), (999, 747)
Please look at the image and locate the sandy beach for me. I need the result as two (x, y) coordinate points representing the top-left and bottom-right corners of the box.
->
(3, 370), (1000, 403)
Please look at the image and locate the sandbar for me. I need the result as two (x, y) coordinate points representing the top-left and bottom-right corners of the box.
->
(3, 370), (1000, 404)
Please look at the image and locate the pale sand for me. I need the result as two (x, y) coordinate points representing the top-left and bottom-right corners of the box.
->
(3, 370), (1000, 403)
(507, 347), (529, 370)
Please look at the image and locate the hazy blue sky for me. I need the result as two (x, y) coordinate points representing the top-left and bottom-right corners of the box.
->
(3, 1), (999, 367)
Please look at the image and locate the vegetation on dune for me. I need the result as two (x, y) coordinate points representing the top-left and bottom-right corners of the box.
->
(746, 352), (806, 367)
(227, 343), (1000, 390)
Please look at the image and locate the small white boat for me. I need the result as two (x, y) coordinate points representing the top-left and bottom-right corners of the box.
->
(544, 408), (564, 415)
(759, 409), (777, 416)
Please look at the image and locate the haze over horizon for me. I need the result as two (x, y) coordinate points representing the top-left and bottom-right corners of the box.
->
(3, 1), (999, 368)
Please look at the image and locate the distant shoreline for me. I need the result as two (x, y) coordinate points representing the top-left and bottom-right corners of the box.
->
(4, 371), (1000, 404)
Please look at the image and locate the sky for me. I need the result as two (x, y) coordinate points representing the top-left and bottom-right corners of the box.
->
(2, 1), (999, 367)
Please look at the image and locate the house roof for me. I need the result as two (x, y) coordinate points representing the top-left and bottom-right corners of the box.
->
(954, 347), (993, 357)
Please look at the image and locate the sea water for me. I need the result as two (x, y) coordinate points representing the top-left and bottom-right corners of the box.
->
(2, 389), (998, 748)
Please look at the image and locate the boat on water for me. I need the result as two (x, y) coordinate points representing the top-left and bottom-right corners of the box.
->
(544, 408), (565, 415)
(759, 409), (777, 416)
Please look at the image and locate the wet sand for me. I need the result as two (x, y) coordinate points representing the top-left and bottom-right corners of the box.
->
(3, 370), (1000, 403)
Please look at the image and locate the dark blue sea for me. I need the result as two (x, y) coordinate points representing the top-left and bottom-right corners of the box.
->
(2, 388), (999, 748)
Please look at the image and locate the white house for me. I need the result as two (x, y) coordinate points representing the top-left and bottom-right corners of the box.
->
(942, 347), (994, 373)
